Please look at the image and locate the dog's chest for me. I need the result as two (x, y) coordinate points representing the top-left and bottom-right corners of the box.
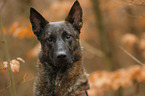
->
(46, 72), (68, 95)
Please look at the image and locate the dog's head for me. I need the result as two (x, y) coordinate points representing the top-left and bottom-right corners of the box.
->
(30, 1), (83, 68)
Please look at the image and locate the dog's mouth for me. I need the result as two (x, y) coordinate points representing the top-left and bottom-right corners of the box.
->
(53, 57), (73, 69)
(56, 58), (72, 65)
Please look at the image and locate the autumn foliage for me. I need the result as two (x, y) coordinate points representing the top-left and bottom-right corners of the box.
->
(89, 65), (145, 96)
(1, 0), (145, 96)
(2, 57), (25, 73)
(0, 22), (34, 39)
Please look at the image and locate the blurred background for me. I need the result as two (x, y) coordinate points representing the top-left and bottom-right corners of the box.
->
(1, 0), (145, 96)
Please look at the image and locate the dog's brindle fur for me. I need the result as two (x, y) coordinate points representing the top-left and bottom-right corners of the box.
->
(30, 1), (89, 96)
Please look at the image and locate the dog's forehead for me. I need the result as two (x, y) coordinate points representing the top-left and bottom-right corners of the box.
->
(49, 21), (65, 25)
(45, 21), (74, 34)
(49, 21), (66, 30)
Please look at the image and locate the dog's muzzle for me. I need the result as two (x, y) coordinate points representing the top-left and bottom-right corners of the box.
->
(56, 51), (67, 59)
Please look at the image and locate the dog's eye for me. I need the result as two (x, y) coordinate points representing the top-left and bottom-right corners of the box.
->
(65, 34), (72, 40)
(46, 37), (53, 42)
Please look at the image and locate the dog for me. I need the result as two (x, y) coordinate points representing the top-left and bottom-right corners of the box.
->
(30, 0), (89, 96)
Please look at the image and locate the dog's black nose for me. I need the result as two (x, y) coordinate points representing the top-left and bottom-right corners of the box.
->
(57, 51), (67, 58)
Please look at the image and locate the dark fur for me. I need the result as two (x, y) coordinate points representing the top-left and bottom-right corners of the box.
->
(30, 1), (89, 96)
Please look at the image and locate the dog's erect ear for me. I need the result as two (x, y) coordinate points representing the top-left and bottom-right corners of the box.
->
(65, 0), (83, 30)
(30, 7), (48, 37)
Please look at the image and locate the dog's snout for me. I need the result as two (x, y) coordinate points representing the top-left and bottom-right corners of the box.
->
(57, 51), (67, 58)
(56, 40), (67, 59)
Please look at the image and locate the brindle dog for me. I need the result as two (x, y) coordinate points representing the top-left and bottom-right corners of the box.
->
(30, 0), (89, 96)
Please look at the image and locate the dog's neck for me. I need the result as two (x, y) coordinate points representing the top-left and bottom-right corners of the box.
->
(35, 57), (89, 96)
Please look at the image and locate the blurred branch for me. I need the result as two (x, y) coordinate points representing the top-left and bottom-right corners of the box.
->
(81, 40), (105, 57)
(0, 0), (16, 96)
(0, 83), (11, 93)
(91, 0), (115, 70)
(0, 16), (16, 96)
(0, 0), (7, 14)
(120, 46), (145, 67)
(0, 77), (34, 94)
